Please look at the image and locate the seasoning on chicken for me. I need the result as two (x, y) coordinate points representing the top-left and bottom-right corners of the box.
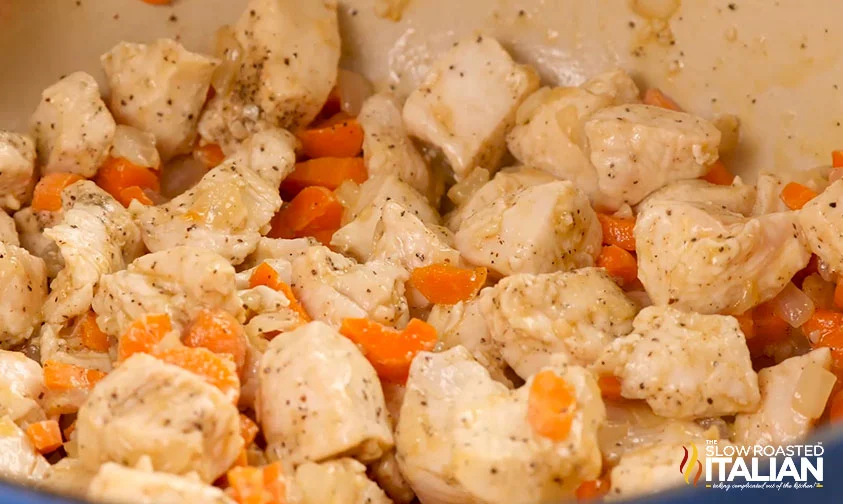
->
(88, 460), (235, 504)
(257, 321), (393, 466)
(29, 72), (116, 177)
(0, 241), (48, 348)
(13, 206), (64, 277)
(641, 178), (757, 216)
(295, 458), (392, 504)
(753, 172), (790, 216)
(0, 210), (17, 245)
(0, 416), (50, 483)
(402, 35), (540, 181)
(798, 180), (843, 272)
(370, 202), (460, 271)
(0, 351), (46, 426)
(101, 39), (219, 161)
(0, 132), (36, 211)
(635, 199), (811, 314)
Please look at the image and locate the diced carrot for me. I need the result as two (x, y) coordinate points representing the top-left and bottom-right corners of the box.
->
(596, 245), (638, 287)
(408, 263), (487, 304)
(74, 311), (109, 352)
(780, 182), (818, 210)
(701, 160), (735, 186)
(248, 263), (311, 323)
(269, 186), (344, 240)
(339, 318), (437, 384)
(227, 462), (286, 504)
(184, 308), (247, 375)
(802, 309), (843, 341)
(834, 279), (843, 311)
(95, 157), (160, 206)
(280, 158), (367, 195)
(643, 88), (682, 111)
(118, 185), (156, 207)
(814, 328), (843, 370)
(155, 347), (240, 404)
(43, 360), (106, 392)
(31, 173), (85, 212)
(118, 313), (173, 361)
(734, 311), (755, 340)
(575, 478), (611, 501)
(833, 150), (843, 169)
(752, 302), (790, 342)
(240, 414), (259, 446)
(25, 420), (63, 454)
(597, 375), (623, 401)
(309, 228), (335, 246)
(297, 114), (364, 159)
(829, 389), (843, 422)
(232, 447), (249, 469)
(194, 143), (226, 168)
(596, 214), (636, 251)
(527, 370), (576, 441)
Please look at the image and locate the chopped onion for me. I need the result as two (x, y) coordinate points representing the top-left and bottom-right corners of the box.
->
(597, 423), (630, 462)
(210, 25), (243, 96)
(772, 282), (815, 328)
(336, 69), (374, 117)
(160, 156), (210, 199)
(792, 364), (837, 419)
(613, 204), (634, 219)
(801, 273), (835, 310)
(818, 257), (836, 282)
(447, 168), (490, 206)
(110, 125), (160, 169)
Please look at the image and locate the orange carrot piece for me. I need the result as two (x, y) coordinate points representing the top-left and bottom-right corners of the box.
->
(118, 313), (173, 361)
(527, 370), (576, 441)
(308, 228), (336, 246)
(155, 347), (240, 404)
(194, 143), (226, 168)
(643, 88), (682, 111)
(269, 186), (344, 239)
(596, 213), (636, 251)
(62, 421), (76, 440)
(118, 185), (156, 207)
(297, 114), (364, 159)
(575, 478), (611, 501)
(184, 308), (248, 375)
(31, 173), (85, 212)
(596, 245), (638, 287)
(409, 263), (487, 304)
(227, 462), (286, 504)
(597, 375), (624, 401)
(833, 150), (843, 168)
(812, 326), (843, 370)
(240, 414), (259, 446)
(734, 311), (755, 340)
(43, 360), (106, 392)
(95, 157), (160, 206)
(780, 182), (818, 210)
(280, 158), (367, 195)
(701, 160), (735, 186)
(25, 420), (63, 454)
(829, 389), (843, 422)
(746, 302), (790, 354)
(248, 263), (311, 323)
(340, 318), (437, 384)
(74, 311), (109, 352)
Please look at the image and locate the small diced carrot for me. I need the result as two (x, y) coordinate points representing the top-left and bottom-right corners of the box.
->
(746, 302), (789, 354)
(829, 389), (843, 422)
(25, 420), (63, 454)
(575, 478), (611, 501)
(118, 313), (173, 361)
(409, 263), (487, 304)
(269, 186), (344, 240)
(339, 318), (437, 384)
(227, 462), (286, 504)
(780, 182), (818, 210)
(184, 308), (247, 375)
(643, 88), (683, 111)
(813, 327), (843, 370)
(74, 311), (109, 352)
(280, 158), (367, 195)
(43, 360), (106, 392)
(248, 263), (310, 323)
(155, 347), (240, 404)
(527, 370), (576, 441)
(239, 414), (259, 446)
(701, 160), (735, 186)
(118, 186), (156, 207)
(95, 157), (160, 206)
(194, 143), (226, 168)
(297, 114), (364, 159)
(596, 213), (636, 251)
(597, 375), (623, 401)
(596, 245), (638, 287)
(832, 150), (843, 169)
(308, 228), (335, 246)
(31, 173), (85, 212)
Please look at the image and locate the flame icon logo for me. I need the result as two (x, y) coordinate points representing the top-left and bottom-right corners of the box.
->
(679, 443), (703, 486)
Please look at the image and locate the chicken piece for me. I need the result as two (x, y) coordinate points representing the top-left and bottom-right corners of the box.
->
(584, 104), (721, 208)
(77, 354), (242, 482)
(257, 322), (393, 465)
(596, 306), (760, 418)
(608, 442), (714, 500)
(0, 242), (48, 348)
(295, 458), (391, 504)
(798, 180), (843, 273)
(0, 416), (50, 483)
(359, 94), (443, 204)
(42, 181), (143, 326)
(101, 39), (218, 160)
(369, 451), (415, 504)
(39, 458), (96, 500)
(131, 132), (295, 265)
(0, 351), (45, 426)
(636, 199), (811, 314)
(13, 207), (63, 277)
(0, 210), (18, 245)
(292, 245), (409, 328)
(0, 132), (36, 211)
(370, 201), (461, 272)
(580, 69), (641, 105)
(238, 284), (303, 341)
(29, 72), (115, 177)
(332, 174), (439, 261)
(402, 35), (540, 180)
(454, 180), (602, 276)
(226, 128), (298, 185)
(92, 246), (243, 337)
(641, 178), (756, 216)
(481, 268), (637, 379)
(396, 347), (605, 504)
(88, 462), (235, 504)
(240, 236), (316, 270)
(733, 348), (833, 446)
(198, 0), (340, 151)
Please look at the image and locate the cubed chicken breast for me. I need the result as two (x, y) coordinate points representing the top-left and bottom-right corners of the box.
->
(607, 442), (715, 501)
(76, 354), (242, 482)
(295, 458), (392, 504)
(454, 180), (602, 276)
(0, 416), (50, 483)
(237, 283), (304, 340)
(88, 462), (235, 504)
(359, 93), (443, 204)
(39, 458), (96, 500)
(92, 246), (243, 337)
(0, 351), (45, 426)
(226, 128), (298, 185)
(396, 347), (605, 504)
(596, 306), (760, 418)
(43, 181), (143, 326)
(636, 199), (811, 314)
(198, 0), (340, 151)
(13, 206), (64, 277)
(101, 39), (218, 160)
(480, 268), (637, 379)
(332, 174), (439, 261)
(257, 321), (393, 465)
(370, 201), (461, 272)
(29, 72), (115, 177)
(240, 236), (317, 271)
(292, 245), (409, 328)
(798, 180), (843, 273)
(0, 242), (48, 348)
(753, 172), (789, 216)
(580, 69), (641, 105)
(733, 348), (833, 446)
(402, 35), (540, 180)
(641, 178), (756, 216)
(584, 104), (721, 208)
(0, 132), (36, 211)
(0, 210), (19, 245)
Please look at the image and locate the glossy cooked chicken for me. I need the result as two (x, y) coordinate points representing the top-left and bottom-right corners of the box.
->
(0, 0), (841, 503)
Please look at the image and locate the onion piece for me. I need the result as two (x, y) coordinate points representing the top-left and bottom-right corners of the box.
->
(336, 69), (374, 117)
(447, 168), (489, 206)
(792, 364), (837, 419)
(160, 156), (210, 199)
(818, 257), (836, 283)
(210, 25), (243, 96)
(110, 125), (161, 169)
(772, 282), (815, 328)
(626, 290), (652, 309)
